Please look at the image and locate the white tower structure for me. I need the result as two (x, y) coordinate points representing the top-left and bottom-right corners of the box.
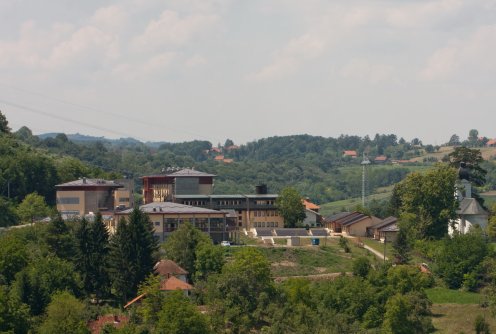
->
(361, 153), (371, 207)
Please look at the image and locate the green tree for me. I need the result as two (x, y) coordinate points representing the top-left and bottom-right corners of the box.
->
(206, 247), (274, 333)
(38, 291), (89, 334)
(392, 165), (458, 239)
(45, 214), (75, 259)
(0, 196), (18, 227)
(194, 242), (225, 282)
(0, 285), (30, 334)
(11, 256), (82, 315)
(448, 134), (461, 146)
(156, 291), (212, 334)
(392, 227), (411, 264)
(435, 231), (489, 289)
(352, 257), (371, 278)
(74, 213), (111, 299)
(469, 129), (480, 146)
(448, 146), (487, 186)
(16, 192), (50, 224)
(0, 234), (28, 285)
(108, 218), (135, 303)
(382, 292), (433, 334)
(162, 221), (211, 278)
(135, 275), (165, 326)
(109, 208), (158, 303)
(0, 110), (10, 134)
(276, 187), (306, 228)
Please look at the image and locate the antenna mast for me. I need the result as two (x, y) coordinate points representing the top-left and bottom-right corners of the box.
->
(361, 153), (371, 207)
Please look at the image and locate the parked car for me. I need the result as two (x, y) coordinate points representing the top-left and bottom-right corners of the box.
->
(221, 241), (231, 247)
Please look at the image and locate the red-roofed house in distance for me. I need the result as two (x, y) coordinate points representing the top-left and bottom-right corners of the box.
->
(486, 139), (496, 147)
(160, 276), (193, 296)
(88, 315), (129, 334)
(302, 199), (322, 227)
(374, 155), (388, 164)
(154, 259), (188, 281)
(343, 150), (358, 158)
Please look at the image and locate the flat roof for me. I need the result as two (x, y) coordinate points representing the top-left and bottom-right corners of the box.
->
(56, 179), (123, 188)
(141, 168), (216, 178)
(117, 202), (225, 215)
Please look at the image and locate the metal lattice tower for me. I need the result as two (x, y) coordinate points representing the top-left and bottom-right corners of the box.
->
(361, 153), (371, 207)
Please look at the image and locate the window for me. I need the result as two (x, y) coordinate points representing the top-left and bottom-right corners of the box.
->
(57, 197), (80, 204)
(154, 221), (160, 226)
(119, 197), (129, 202)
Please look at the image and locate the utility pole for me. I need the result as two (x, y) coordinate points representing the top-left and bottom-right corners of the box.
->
(361, 153), (370, 207)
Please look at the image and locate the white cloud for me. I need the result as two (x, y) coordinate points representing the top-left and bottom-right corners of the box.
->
(340, 59), (395, 84)
(385, 0), (464, 29)
(133, 10), (218, 51)
(185, 54), (207, 67)
(90, 5), (128, 32)
(247, 33), (327, 81)
(43, 25), (120, 69)
(420, 24), (496, 81)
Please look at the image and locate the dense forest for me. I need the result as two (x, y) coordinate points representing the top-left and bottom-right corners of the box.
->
(8, 125), (436, 204)
(2, 110), (496, 224)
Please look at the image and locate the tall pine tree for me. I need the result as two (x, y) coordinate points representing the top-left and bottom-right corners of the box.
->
(74, 213), (110, 300)
(109, 208), (159, 304)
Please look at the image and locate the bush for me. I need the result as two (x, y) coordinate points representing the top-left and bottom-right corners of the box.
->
(352, 257), (371, 278)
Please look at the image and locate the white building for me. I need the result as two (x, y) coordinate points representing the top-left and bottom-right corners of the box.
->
(449, 179), (488, 235)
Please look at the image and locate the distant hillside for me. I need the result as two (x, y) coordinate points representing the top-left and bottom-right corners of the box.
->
(18, 128), (496, 206)
(38, 132), (167, 147)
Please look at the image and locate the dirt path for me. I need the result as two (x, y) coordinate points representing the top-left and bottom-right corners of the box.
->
(362, 244), (388, 261)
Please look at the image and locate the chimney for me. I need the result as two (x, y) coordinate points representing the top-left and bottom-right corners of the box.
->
(83, 177), (87, 184)
(462, 179), (472, 198)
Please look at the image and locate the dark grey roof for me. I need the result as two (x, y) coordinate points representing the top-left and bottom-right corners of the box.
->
(340, 213), (369, 227)
(310, 229), (329, 236)
(255, 229), (274, 237)
(274, 229), (309, 237)
(325, 212), (352, 221)
(56, 179), (123, 188)
(167, 168), (216, 177)
(370, 216), (398, 230)
(457, 198), (488, 215)
(118, 202), (224, 215)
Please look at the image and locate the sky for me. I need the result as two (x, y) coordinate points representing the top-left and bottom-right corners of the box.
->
(1, 0), (495, 145)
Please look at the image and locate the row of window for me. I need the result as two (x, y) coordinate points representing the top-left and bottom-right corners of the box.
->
(255, 200), (275, 205)
(253, 210), (279, 217)
(182, 201), (208, 206)
(254, 222), (279, 228)
(57, 197), (80, 204)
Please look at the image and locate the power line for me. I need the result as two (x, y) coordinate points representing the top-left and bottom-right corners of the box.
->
(0, 82), (216, 142)
(0, 99), (140, 139)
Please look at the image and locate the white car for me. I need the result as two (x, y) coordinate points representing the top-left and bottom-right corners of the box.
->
(221, 241), (231, 247)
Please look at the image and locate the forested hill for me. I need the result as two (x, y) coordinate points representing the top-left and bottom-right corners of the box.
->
(11, 127), (435, 204)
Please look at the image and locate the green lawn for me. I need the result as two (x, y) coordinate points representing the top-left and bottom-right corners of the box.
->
(320, 192), (393, 216)
(431, 304), (495, 334)
(361, 238), (392, 257)
(426, 287), (483, 304)
(242, 239), (376, 277)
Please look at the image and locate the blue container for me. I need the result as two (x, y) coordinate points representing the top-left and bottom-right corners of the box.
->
(311, 238), (320, 246)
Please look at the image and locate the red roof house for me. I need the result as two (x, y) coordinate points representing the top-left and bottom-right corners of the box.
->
(343, 150), (358, 158)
